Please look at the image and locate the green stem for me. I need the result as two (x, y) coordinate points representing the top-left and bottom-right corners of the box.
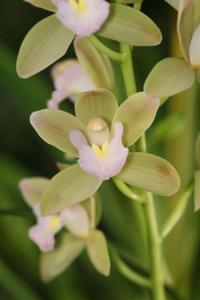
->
(160, 183), (194, 242)
(143, 192), (166, 300)
(120, 33), (166, 300)
(120, 44), (137, 95)
(112, 177), (144, 203)
(88, 35), (127, 62)
(110, 246), (151, 288)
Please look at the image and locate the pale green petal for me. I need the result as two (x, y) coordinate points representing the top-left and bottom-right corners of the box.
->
(112, 92), (159, 147)
(19, 177), (49, 207)
(17, 15), (74, 78)
(41, 164), (102, 215)
(177, 0), (194, 61)
(195, 132), (200, 167)
(87, 230), (110, 276)
(164, 0), (179, 9)
(63, 204), (90, 238)
(75, 89), (118, 126)
(118, 153), (180, 197)
(24, 0), (56, 12)
(144, 57), (195, 98)
(189, 24), (200, 70)
(98, 4), (162, 46)
(74, 37), (114, 89)
(30, 109), (86, 156)
(194, 171), (200, 211)
(82, 194), (102, 229)
(40, 234), (85, 282)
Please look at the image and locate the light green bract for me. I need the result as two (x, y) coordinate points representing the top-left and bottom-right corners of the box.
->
(17, 1), (162, 78)
(30, 89), (180, 216)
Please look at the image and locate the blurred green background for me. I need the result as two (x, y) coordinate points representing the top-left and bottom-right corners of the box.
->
(0, 1), (200, 299)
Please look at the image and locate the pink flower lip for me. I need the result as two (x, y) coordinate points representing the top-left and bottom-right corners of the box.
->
(53, 0), (110, 37)
(69, 122), (129, 180)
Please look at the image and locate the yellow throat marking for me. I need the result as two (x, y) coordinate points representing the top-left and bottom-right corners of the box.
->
(69, 0), (87, 12)
(92, 142), (109, 159)
(50, 216), (60, 231)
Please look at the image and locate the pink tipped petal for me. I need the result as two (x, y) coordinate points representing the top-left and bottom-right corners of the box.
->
(69, 129), (88, 149)
(47, 99), (59, 109)
(48, 60), (95, 108)
(29, 203), (63, 252)
(29, 225), (55, 252)
(53, 0), (110, 36)
(70, 122), (128, 180)
(61, 204), (90, 238)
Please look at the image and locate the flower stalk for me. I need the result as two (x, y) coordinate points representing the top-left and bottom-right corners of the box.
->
(88, 35), (127, 62)
(118, 18), (166, 300)
(160, 182), (194, 242)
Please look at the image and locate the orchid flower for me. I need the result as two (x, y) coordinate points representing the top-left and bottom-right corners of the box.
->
(19, 177), (90, 251)
(47, 59), (96, 108)
(47, 37), (113, 109)
(17, 1), (162, 78)
(144, 0), (200, 101)
(19, 177), (110, 278)
(30, 89), (180, 216)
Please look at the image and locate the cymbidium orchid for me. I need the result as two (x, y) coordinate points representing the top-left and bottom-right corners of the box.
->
(30, 89), (180, 216)
(19, 177), (90, 251)
(47, 37), (113, 108)
(144, 0), (200, 101)
(19, 176), (110, 279)
(17, 1), (162, 78)
(47, 59), (96, 108)
(13, 0), (200, 298)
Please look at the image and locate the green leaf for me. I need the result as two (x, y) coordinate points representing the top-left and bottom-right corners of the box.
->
(74, 37), (114, 89)
(19, 177), (49, 207)
(189, 24), (200, 69)
(164, 0), (179, 9)
(17, 15), (74, 78)
(24, 0), (56, 12)
(40, 234), (85, 282)
(98, 4), (162, 46)
(75, 89), (118, 126)
(112, 92), (159, 147)
(144, 57), (195, 98)
(177, 0), (194, 61)
(118, 153), (180, 197)
(196, 70), (200, 84)
(87, 230), (110, 276)
(148, 114), (185, 149)
(194, 0), (200, 29)
(195, 132), (200, 167)
(30, 109), (86, 157)
(41, 164), (102, 215)
(194, 171), (200, 211)
(0, 260), (43, 300)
